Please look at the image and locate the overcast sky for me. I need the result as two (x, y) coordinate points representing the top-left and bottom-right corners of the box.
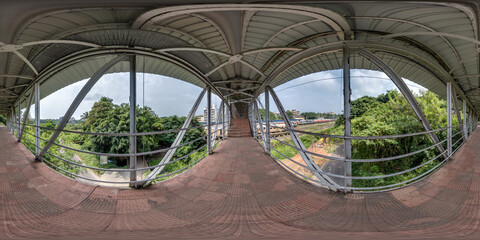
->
(31, 69), (425, 119)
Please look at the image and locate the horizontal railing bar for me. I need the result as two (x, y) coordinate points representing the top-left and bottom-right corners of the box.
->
(271, 145), (447, 180)
(271, 136), (447, 163)
(271, 137), (345, 161)
(39, 152), (207, 184)
(348, 158), (446, 191)
(23, 123), (205, 136)
(269, 125), (450, 140)
(21, 132), (211, 172)
(35, 134), (205, 157)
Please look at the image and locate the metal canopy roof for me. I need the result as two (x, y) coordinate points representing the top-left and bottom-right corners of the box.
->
(0, 0), (479, 114)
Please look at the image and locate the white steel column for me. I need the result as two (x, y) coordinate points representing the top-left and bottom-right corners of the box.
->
(35, 82), (41, 156)
(207, 87), (212, 155)
(265, 89), (271, 153)
(129, 54), (137, 188)
(343, 46), (352, 189)
(17, 100), (21, 139)
(463, 100), (467, 138)
(222, 101), (226, 140)
(447, 82), (452, 158)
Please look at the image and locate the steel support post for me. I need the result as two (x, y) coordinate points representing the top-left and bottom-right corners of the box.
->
(267, 86), (339, 191)
(469, 111), (473, 135)
(17, 100), (21, 139)
(447, 82), (452, 158)
(463, 100), (467, 138)
(265, 89), (271, 153)
(143, 88), (207, 186)
(358, 48), (447, 158)
(222, 101), (226, 140)
(37, 54), (128, 161)
(129, 54), (137, 188)
(451, 87), (466, 141)
(18, 88), (34, 142)
(254, 100), (267, 149)
(343, 46), (352, 189)
(250, 104), (257, 138)
(207, 87), (213, 155)
(212, 101), (223, 148)
(35, 82), (41, 156)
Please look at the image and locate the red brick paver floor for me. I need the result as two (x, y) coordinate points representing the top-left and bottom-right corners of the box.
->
(1, 126), (480, 239)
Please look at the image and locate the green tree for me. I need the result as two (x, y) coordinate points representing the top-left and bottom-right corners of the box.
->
(300, 112), (317, 119)
(285, 110), (293, 119)
(259, 109), (276, 120)
(0, 114), (6, 125)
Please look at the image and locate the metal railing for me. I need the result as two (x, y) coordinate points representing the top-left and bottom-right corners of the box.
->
(15, 120), (228, 186)
(255, 115), (468, 192)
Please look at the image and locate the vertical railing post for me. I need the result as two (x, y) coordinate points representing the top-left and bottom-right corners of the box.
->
(17, 100), (21, 139)
(129, 54), (137, 188)
(35, 82), (41, 157)
(463, 100), (467, 138)
(222, 101), (226, 140)
(343, 46), (352, 190)
(207, 87), (212, 155)
(447, 82), (452, 158)
(265, 89), (271, 153)
(469, 111), (473, 135)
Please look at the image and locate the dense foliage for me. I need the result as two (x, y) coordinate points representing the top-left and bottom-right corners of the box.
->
(328, 90), (462, 188)
(78, 97), (205, 166)
(0, 114), (6, 125)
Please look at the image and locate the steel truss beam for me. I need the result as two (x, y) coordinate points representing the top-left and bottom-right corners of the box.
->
(267, 86), (340, 191)
(18, 88), (34, 142)
(34, 82), (40, 156)
(17, 47), (227, 107)
(343, 46), (352, 189)
(451, 87), (467, 141)
(211, 100), (224, 150)
(265, 90), (271, 153)
(447, 82), (452, 157)
(253, 100), (267, 150)
(129, 55), (138, 188)
(358, 48), (448, 158)
(207, 87), (212, 154)
(253, 40), (477, 115)
(143, 87), (207, 186)
(36, 54), (128, 161)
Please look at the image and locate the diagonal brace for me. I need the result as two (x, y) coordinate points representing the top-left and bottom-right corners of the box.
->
(36, 54), (128, 161)
(358, 49), (448, 158)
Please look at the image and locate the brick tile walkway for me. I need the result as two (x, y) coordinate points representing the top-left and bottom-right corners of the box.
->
(1, 126), (480, 239)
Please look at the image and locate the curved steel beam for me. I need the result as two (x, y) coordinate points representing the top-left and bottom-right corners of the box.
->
(12, 50), (38, 75)
(254, 39), (477, 114)
(133, 4), (351, 37)
(36, 54), (129, 161)
(19, 47), (227, 105)
(350, 16), (468, 75)
(380, 32), (480, 46)
(21, 40), (101, 48)
(0, 74), (34, 80)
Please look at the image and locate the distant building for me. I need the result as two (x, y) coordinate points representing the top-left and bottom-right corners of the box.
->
(203, 104), (217, 122)
(196, 116), (204, 122)
(291, 109), (301, 118)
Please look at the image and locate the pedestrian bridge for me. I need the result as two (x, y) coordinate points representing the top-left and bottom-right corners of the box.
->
(2, 0), (480, 238)
(1, 125), (480, 239)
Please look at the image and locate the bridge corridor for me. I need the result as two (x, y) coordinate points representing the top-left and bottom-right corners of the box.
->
(1, 125), (480, 239)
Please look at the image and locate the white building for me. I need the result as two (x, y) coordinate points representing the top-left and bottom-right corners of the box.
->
(203, 104), (217, 122)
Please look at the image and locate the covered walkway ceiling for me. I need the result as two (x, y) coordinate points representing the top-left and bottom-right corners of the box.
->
(0, 0), (479, 114)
